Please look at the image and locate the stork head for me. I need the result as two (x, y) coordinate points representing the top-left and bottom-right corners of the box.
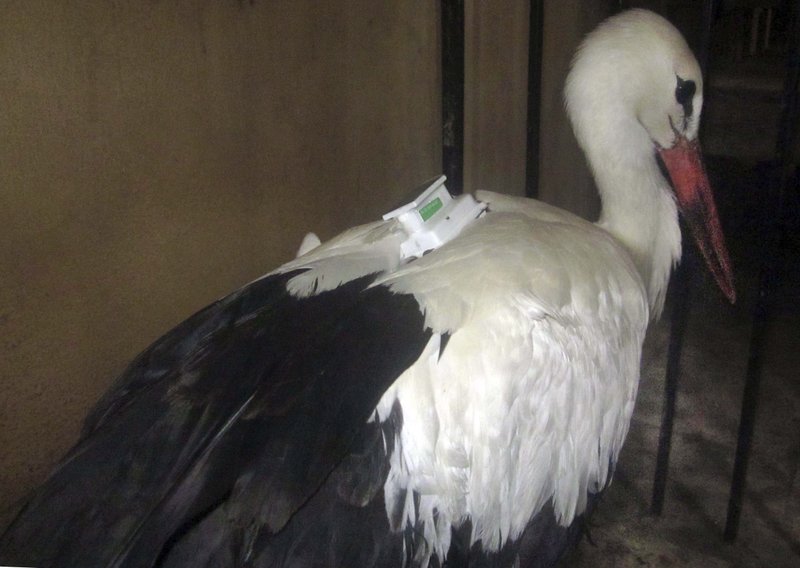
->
(566, 9), (735, 305)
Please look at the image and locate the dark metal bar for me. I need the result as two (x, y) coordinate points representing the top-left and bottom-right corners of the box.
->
(650, 0), (715, 516)
(697, 0), (715, 78)
(723, 259), (772, 541)
(724, 0), (800, 541)
(651, 248), (693, 515)
(441, 0), (465, 195)
(774, 2), (800, 173)
(525, 0), (544, 199)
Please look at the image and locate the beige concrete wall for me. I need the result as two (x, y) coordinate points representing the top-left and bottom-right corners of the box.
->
(0, 1), (440, 519)
(464, 0), (530, 196)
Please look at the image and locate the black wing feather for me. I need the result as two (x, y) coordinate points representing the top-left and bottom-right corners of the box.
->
(0, 271), (430, 568)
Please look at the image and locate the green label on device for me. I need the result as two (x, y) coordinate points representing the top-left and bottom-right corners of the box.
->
(419, 197), (443, 221)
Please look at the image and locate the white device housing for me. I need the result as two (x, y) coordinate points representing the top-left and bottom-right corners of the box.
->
(383, 175), (486, 259)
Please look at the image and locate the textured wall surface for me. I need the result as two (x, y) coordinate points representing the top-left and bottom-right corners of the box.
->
(464, 0), (530, 196)
(0, 0), (440, 519)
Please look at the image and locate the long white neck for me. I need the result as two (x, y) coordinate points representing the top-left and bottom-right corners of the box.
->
(569, 99), (681, 319)
(591, 140), (681, 319)
(564, 12), (693, 320)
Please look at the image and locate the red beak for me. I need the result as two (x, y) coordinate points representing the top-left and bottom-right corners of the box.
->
(658, 137), (736, 303)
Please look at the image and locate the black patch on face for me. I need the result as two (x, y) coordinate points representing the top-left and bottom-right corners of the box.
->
(675, 76), (696, 119)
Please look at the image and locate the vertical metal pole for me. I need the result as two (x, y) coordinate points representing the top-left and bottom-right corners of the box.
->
(441, 0), (465, 195)
(697, 0), (714, 78)
(724, 0), (800, 541)
(651, 0), (714, 516)
(525, 0), (544, 199)
(723, 257), (772, 541)
(651, 249), (694, 515)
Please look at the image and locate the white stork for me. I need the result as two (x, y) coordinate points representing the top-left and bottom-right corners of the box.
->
(0, 9), (734, 568)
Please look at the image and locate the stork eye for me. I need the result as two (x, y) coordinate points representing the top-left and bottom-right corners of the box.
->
(675, 76), (695, 116)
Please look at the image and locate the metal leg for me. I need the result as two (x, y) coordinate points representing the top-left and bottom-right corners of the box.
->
(724, 243), (775, 541)
(651, 249), (694, 515)
(650, 0), (714, 516)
